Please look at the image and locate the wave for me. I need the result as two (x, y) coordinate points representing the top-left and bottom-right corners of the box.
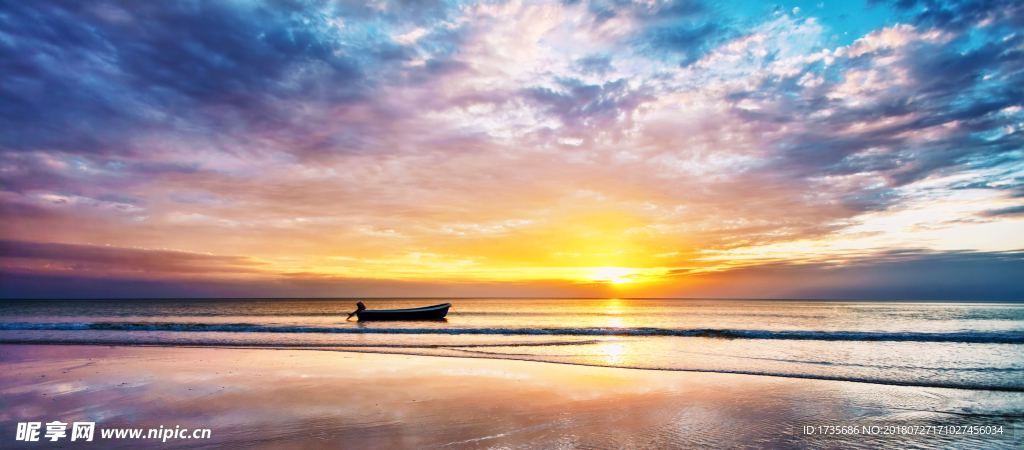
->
(2, 322), (1024, 343)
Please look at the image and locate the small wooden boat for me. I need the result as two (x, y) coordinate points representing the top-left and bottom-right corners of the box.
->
(356, 303), (451, 321)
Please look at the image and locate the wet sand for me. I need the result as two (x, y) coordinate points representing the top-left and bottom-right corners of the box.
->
(1, 345), (1020, 449)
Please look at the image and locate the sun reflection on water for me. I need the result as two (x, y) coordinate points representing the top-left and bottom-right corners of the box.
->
(602, 299), (626, 328)
(602, 340), (626, 365)
(598, 299), (629, 364)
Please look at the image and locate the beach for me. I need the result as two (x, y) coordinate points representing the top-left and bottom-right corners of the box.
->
(2, 344), (1020, 449)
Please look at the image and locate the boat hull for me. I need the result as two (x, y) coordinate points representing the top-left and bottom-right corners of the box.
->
(356, 303), (451, 321)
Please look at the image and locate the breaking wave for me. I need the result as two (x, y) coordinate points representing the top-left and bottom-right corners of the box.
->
(1, 322), (1022, 344)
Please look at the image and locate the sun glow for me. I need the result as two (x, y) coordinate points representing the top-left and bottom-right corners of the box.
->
(590, 267), (637, 284)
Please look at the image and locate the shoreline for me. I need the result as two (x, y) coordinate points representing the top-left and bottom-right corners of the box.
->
(2, 340), (1024, 393)
(3, 344), (1021, 448)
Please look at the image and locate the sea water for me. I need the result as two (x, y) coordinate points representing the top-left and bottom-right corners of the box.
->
(1, 299), (1022, 392)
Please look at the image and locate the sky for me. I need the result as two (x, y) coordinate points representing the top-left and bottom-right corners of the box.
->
(1, 0), (1022, 300)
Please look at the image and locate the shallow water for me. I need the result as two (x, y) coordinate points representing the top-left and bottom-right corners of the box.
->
(1, 299), (1022, 392)
(5, 345), (1020, 449)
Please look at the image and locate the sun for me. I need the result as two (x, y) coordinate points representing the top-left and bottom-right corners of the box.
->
(590, 267), (636, 284)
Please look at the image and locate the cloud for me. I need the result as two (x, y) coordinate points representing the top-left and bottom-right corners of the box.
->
(0, 0), (1022, 298)
(521, 78), (651, 134)
(724, 19), (1024, 217)
(575, 55), (615, 75)
(873, 0), (1024, 32)
(649, 248), (1024, 300)
(0, 0), (374, 156)
(646, 22), (734, 66)
(0, 240), (264, 275)
(977, 205), (1024, 218)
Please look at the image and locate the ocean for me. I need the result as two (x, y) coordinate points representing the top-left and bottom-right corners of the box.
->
(1, 298), (1022, 394)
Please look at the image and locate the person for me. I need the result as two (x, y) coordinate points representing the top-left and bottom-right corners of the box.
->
(348, 302), (367, 320)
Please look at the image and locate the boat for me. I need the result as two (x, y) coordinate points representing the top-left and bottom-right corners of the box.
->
(355, 303), (451, 321)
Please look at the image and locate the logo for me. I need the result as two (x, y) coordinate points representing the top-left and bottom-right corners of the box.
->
(15, 422), (94, 442)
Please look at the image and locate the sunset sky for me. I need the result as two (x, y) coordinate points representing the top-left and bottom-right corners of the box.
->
(1, 0), (1022, 299)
